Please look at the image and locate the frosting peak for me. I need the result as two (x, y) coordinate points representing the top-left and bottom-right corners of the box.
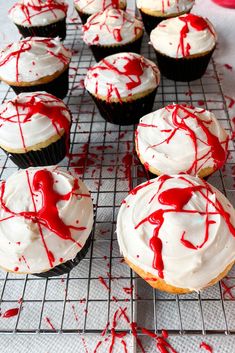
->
(0, 92), (71, 152)
(136, 0), (195, 14)
(0, 37), (71, 83)
(150, 13), (216, 58)
(117, 175), (235, 290)
(82, 9), (143, 46)
(135, 104), (229, 176)
(9, 0), (68, 27)
(0, 167), (93, 274)
(84, 52), (160, 101)
(74, 0), (126, 15)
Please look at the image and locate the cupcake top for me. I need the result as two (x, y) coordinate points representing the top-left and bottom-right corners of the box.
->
(74, 0), (126, 15)
(0, 92), (71, 153)
(150, 13), (216, 58)
(136, 0), (195, 15)
(9, 0), (68, 27)
(135, 104), (229, 176)
(84, 52), (160, 101)
(0, 166), (93, 274)
(82, 9), (143, 46)
(0, 37), (71, 84)
(117, 174), (235, 291)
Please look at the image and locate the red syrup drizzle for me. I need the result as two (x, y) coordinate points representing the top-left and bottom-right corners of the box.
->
(88, 54), (158, 103)
(45, 316), (56, 331)
(1, 307), (19, 318)
(200, 342), (213, 352)
(133, 175), (235, 279)
(176, 14), (215, 58)
(221, 277), (235, 299)
(0, 169), (89, 270)
(0, 38), (70, 83)
(94, 306), (177, 353)
(83, 9), (142, 44)
(136, 104), (228, 176)
(9, 0), (68, 26)
(1, 93), (71, 154)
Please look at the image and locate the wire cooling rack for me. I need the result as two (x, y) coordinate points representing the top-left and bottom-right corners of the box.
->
(0, 20), (235, 337)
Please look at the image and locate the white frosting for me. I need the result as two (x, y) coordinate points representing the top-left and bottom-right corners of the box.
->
(0, 167), (94, 274)
(0, 92), (71, 151)
(136, 0), (194, 14)
(9, 0), (68, 27)
(74, 0), (126, 15)
(0, 37), (71, 83)
(150, 14), (216, 58)
(84, 52), (160, 100)
(117, 175), (235, 291)
(136, 104), (229, 176)
(82, 9), (143, 46)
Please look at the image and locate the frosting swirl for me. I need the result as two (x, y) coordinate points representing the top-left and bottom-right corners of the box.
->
(136, 0), (195, 14)
(0, 37), (71, 83)
(84, 52), (160, 101)
(74, 0), (126, 15)
(135, 104), (229, 176)
(9, 0), (68, 27)
(82, 9), (143, 46)
(150, 13), (216, 58)
(0, 167), (93, 274)
(117, 175), (235, 291)
(0, 92), (71, 152)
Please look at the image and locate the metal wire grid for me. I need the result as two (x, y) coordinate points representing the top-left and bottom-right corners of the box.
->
(0, 21), (234, 336)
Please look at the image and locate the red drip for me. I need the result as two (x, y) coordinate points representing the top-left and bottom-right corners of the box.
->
(88, 54), (158, 102)
(9, 0), (68, 26)
(45, 316), (56, 331)
(139, 104), (228, 175)
(98, 276), (110, 290)
(122, 152), (133, 191)
(177, 14), (215, 57)
(2, 308), (19, 318)
(3, 93), (70, 153)
(0, 169), (86, 269)
(200, 342), (213, 352)
(0, 38), (69, 82)
(134, 175), (235, 278)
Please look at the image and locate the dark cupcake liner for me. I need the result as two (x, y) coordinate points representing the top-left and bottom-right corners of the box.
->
(2, 133), (68, 169)
(89, 35), (143, 62)
(33, 233), (92, 277)
(154, 49), (214, 82)
(15, 17), (67, 40)
(139, 9), (191, 35)
(10, 67), (69, 99)
(90, 87), (157, 125)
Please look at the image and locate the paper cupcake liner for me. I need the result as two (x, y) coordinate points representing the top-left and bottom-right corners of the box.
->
(15, 17), (67, 40)
(89, 35), (143, 62)
(33, 233), (92, 277)
(10, 67), (69, 99)
(75, 9), (90, 24)
(154, 49), (214, 81)
(2, 133), (68, 169)
(139, 9), (191, 34)
(90, 87), (158, 125)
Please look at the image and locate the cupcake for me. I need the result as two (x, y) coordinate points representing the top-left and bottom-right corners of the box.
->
(135, 104), (229, 178)
(9, 0), (68, 40)
(82, 9), (144, 62)
(137, 0), (195, 34)
(74, 0), (127, 24)
(150, 13), (217, 81)
(0, 37), (71, 99)
(84, 52), (160, 125)
(117, 174), (235, 294)
(0, 92), (71, 169)
(0, 166), (94, 277)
